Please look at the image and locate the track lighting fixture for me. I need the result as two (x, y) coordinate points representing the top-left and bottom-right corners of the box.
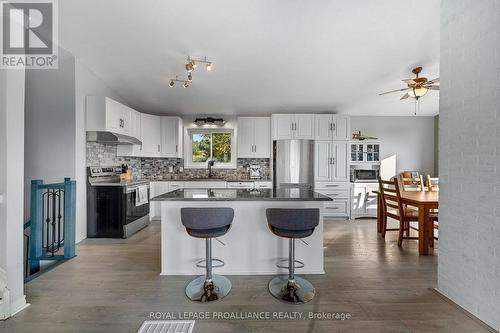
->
(187, 73), (193, 82)
(168, 75), (191, 88)
(186, 56), (213, 73)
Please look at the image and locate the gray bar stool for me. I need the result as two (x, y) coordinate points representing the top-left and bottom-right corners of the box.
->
(266, 208), (319, 304)
(181, 207), (234, 302)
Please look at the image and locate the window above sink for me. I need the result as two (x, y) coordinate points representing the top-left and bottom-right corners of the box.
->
(186, 128), (236, 169)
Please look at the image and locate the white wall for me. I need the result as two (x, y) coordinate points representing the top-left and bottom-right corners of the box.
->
(350, 116), (435, 176)
(438, 1), (500, 330)
(24, 48), (76, 221)
(0, 68), (27, 316)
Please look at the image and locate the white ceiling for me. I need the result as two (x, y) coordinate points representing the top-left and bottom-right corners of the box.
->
(59, 0), (440, 116)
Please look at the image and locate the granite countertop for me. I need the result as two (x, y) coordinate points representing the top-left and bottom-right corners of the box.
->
(146, 177), (272, 182)
(151, 188), (332, 201)
(90, 179), (150, 187)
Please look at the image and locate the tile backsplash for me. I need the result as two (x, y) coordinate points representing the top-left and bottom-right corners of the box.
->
(86, 142), (271, 180)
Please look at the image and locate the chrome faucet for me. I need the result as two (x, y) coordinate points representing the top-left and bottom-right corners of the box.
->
(208, 160), (215, 178)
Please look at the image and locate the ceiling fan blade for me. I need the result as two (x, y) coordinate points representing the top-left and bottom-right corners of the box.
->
(402, 79), (416, 85)
(400, 93), (410, 100)
(427, 77), (440, 84)
(379, 88), (410, 96)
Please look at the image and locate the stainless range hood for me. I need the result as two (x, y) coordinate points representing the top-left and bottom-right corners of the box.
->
(86, 131), (142, 145)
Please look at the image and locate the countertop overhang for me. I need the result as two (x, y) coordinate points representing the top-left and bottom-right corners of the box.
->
(152, 188), (332, 201)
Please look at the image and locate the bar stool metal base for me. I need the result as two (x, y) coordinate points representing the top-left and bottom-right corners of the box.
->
(268, 275), (315, 304)
(185, 274), (232, 303)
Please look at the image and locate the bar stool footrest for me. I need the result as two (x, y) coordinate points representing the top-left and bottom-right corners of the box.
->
(276, 258), (305, 270)
(195, 258), (225, 269)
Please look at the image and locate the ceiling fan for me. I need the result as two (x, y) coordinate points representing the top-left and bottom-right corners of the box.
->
(379, 67), (440, 100)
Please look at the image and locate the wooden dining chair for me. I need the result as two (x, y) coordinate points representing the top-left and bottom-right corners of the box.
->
(426, 175), (439, 191)
(378, 177), (438, 247)
(400, 174), (425, 191)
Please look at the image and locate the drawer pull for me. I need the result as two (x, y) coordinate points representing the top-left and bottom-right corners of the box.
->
(326, 193), (339, 196)
(325, 207), (340, 210)
(325, 185), (339, 187)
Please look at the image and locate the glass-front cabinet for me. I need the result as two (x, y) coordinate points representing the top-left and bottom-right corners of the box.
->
(350, 142), (380, 163)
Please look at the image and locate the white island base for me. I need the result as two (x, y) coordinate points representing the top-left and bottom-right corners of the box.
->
(160, 201), (324, 276)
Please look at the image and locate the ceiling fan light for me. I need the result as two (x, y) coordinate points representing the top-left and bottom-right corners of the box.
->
(408, 87), (428, 98)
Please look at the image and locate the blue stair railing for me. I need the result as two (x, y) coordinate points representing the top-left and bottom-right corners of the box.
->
(25, 178), (76, 279)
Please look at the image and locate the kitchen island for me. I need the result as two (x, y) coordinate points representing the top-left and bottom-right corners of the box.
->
(152, 188), (331, 275)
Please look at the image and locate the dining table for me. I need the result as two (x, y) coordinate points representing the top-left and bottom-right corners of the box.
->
(374, 190), (439, 255)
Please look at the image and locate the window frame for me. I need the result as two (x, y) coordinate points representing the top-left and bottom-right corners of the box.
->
(185, 128), (236, 169)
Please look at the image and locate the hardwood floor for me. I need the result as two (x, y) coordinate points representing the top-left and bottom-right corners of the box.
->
(0, 219), (493, 333)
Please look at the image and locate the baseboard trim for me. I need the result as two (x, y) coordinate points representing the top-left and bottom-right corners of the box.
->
(432, 288), (499, 333)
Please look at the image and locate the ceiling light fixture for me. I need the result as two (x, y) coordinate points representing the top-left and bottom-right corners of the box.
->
(169, 75), (191, 88)
(194, 117), (225, 126)
(187, 73), (193, 82)
(186, 56), (213, 72)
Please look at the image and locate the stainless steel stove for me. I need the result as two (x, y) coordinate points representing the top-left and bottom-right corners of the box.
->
(87, 166), (150, 238)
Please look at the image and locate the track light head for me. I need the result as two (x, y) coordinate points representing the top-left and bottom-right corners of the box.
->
(187, 73), (193, 82)
(206, 62), (212, 71)
(192, 61), (197, 69)
(169, 80), (175, 87)
(185, 62), (194, 72)
(183, 81), (190, 88)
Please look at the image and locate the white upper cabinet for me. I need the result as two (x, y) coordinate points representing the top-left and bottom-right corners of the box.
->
(271, 114), (315, 140)
(161, 116), (183, 158)
(86, 96), (133, 136)
(294, 114), (315, 139)
(237, 117), (271, 158)
(271, 114), (294, 140)
(314, 141), (349, 182)
(315, 114), (350, 141)
(140, 113), (162, 157)
(334, 116), (350, 141)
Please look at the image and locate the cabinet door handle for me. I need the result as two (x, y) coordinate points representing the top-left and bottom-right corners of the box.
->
(329, 123), (333, 131)
(175, 145), (178, 153)
(332, 123), (336, 131)
(254, 145), (257, 152)
(119, 118), (124, 128)
(158, 145), (161, 152)
(332, 157), (335, 164)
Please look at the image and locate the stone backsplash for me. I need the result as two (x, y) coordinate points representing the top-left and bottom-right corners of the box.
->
(86, 142), (271, 180)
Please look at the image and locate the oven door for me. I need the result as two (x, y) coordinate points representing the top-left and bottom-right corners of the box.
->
(125, 186), (150, 225)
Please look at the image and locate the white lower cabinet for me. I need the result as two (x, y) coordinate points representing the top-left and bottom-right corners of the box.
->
(350, 183), (379, 218)
(315, 182), (349, 218)
(149, 181), (170, 220)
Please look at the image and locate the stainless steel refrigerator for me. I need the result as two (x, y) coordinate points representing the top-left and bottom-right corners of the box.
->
(273, 140), (314, 189)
